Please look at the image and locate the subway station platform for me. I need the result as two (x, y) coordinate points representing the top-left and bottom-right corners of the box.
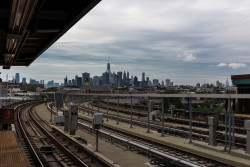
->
(0, 131), (27, 167)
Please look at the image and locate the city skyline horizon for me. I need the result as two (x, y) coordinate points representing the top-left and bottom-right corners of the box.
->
(2, 60), (232, 87)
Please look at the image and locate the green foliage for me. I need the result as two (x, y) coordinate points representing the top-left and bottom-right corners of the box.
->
(214, 107), (224, 114)
(165, 89), (178, 94)
(43, 87), (58, 92)
(40, 94), (46, 98)
(114, 87), (129, 91)
(164, 89), (185, 109)
(21, 87), (36, 92)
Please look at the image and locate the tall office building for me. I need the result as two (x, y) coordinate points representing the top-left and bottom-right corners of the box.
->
(82, 72), (90, 84)
(93, 76), (100, 86)
(75, 75), (78, 86)
(102, 72), (110, 86)
(47, 80), (54, 86)
(117, 71), (122, 87)
(226, 78), (229, 87)
(133, 76), (139, 87)
(15, 73), (20, 83)
(165, 79), (170, 87)
(153, 79), (159, 86)
(142, 72), (145, 82)
(76, 77), (82, 87)
(22, 77), (26, 83)
(64, 76), (68, 87)
(107, 60), (111, 73)
(216, 81), (220, 87)
(123, 71), (126, 81)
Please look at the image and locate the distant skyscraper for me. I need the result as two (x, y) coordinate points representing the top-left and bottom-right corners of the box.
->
(93, 76), (100, 86)
(117, 71), (122, 86)
(107, 60), (111, 73)
(82, 72), (90, 84)
(165, 79), (170, 87)
(226, 79), (229, 87)
(142, 72), (145, 82)
(15, 73), (20, 83)
(47, 80), (54, 86)
(153, 79), (159, 86)
(123, 71), (126, 81)
(216, 81), (219, 87)
(161, 80), (164, 86)
(64, 76), (68, 87)
(75, 75), (78, 86)
(77, 77), (82, 87)
(102, 72), (110, 86)
(133, 76), (139, 87)
(22, 77), (26, 83)
(30, 78), (37, 84)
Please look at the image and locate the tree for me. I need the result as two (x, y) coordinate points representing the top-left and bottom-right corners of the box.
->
(164, 89), (185, 109)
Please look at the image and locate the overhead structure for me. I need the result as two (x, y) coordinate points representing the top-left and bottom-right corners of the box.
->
(0, 0), (101, 69)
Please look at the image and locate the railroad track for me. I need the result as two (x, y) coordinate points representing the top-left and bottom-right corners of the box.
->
(14, 101), (117, 167)
(78, 102), (246, 150)
(91, 100), (246, 135)
(77, 117), (233, 167)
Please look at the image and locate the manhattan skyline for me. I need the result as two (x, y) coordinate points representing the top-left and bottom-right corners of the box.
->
(1, 0), (250, 85)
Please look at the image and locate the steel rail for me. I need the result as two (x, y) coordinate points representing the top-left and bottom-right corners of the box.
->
(28, 105), (89, 167)
(79, 105), (246, 149)
(16, 103), (44, 167)
(78, 105), (207, 139)
(78, 121), (232, 167)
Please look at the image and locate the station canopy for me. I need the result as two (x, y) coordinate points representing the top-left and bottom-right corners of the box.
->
(0, 0), (100, 69)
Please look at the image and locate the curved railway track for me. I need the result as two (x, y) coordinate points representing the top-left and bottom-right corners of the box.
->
(14, 101), (116, 167)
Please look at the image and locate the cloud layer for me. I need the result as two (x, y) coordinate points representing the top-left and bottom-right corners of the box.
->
(217, 63), (247, 69)
(2, 0), (250, 85)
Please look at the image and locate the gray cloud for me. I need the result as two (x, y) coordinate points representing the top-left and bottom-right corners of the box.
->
(2, 0), (250, 85)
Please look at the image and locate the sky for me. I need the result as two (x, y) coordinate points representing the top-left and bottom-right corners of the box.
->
(2, 0), (250, 85)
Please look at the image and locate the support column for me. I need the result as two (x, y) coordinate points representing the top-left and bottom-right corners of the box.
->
(147, 100), (153, 133)
(106, 96), (109, 121)
(161, 97), (168, 137)
(170, 105), (175, 118)
(116, 96), (119, 124)
(130, 96), (133, 128)
(208, 117), (218, 146)
(188, 98), (192, 144)
(244, 120), (250, 154)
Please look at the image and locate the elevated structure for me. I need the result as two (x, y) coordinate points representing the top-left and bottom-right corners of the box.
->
(0, 0), (101, 69)
(231, 74), (250, 114)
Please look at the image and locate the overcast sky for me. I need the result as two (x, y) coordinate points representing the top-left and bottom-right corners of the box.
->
(2, 0), (250, 85)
